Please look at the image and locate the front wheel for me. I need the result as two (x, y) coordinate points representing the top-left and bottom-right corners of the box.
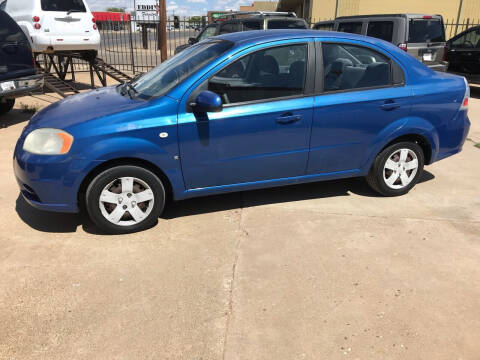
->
(85, 165), (165, 234)
(0, 98), (15, 116)
(366, 142), (424, 196)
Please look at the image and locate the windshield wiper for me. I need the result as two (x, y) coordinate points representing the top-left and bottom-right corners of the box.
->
(66, 9), (82, 15)
(121, 81), (138, 99)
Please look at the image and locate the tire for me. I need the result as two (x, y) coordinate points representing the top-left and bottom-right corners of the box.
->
(80, 50), (98, 62)
(366, 141), (425, 197)
(85, 165), (165, 234)
(0, 98), (15, 116)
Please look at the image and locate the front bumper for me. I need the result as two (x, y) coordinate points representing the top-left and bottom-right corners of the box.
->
(0, 74), (44, 99)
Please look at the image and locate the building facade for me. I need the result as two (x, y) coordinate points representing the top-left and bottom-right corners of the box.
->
(240, 1), (279, 12)
(277, 0), (480, 23)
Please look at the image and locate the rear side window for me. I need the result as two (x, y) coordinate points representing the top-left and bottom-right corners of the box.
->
(219, 22), (241, 35)
(243, 20), (262, 31)
(0, 11), (27, 42)
(337, 22), (363, 34)
(208, 43), (307, 105)
(408, 18), (445, 43)
(322, 43), (395, 92)
(267, 19), (307, 29)
(41, 0), (86, 12)
(367, 21), (394, 42)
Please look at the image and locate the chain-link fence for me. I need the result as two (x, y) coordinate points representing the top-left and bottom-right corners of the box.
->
(94, 16), (480, 74)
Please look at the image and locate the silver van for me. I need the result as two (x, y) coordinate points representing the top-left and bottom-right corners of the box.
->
(313, 14), (448, 72)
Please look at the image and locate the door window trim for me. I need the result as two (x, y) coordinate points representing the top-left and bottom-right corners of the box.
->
(314, 41), (406, 95)
(186, 40), (316, 112)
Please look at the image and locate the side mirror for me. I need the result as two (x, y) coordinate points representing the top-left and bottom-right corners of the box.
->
(191, 90), (222, 113)
(188, 37), (198, 45)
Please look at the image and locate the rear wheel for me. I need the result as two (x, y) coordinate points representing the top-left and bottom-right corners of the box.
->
(0, 98), (15, 116)
(366, 142), (424, 196)
(85, 165), (165, 234)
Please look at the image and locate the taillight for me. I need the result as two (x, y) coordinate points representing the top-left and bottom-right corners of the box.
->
(460, 78), (470, 112)
(34, 23), (41, 30)
(423, 15), (433, 19)
(92, 17), (96, 23)
(33, 16), (40, 22)
(398, 43), (408, 52)
(93, 24), (97, 30)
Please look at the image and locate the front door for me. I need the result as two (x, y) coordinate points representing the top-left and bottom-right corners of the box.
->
(448, 27), (480, 75)
(178, 41), (315, 189)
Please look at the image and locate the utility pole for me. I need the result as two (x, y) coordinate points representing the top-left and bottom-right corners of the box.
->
(156, 0), (167, 62)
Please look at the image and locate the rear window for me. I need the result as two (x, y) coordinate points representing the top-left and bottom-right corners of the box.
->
(367, 21), (394, 42)
(41, 0), (86, 12)
(338, 22), (363, 34)
(267, 19), (307, 29)
(408, 18), (445, 43)
(0, 11), (27, 42)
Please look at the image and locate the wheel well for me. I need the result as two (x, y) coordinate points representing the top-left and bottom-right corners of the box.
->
(381, 134), (433, 164)
(77, 158), (174, 210)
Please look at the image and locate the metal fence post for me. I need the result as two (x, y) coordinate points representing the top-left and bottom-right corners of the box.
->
(128, 19), (136, 74)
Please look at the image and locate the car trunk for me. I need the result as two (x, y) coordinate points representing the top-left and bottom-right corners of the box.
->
(0, 11), (35, 82)
(407, 17), (446, 66)
(40, 0), (92, 37)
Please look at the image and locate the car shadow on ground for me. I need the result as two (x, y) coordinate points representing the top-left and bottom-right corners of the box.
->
(0, 109), (33, 129)
(15, 171), (435, 234)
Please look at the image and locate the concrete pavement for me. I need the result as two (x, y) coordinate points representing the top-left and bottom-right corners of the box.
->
(0, 89), (479, 359)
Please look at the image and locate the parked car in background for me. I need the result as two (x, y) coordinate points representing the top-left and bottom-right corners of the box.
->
(1, 0), (100, 60)
(175, 11), (307, 54)
(446, 25), (480, 83)
(313, 14), (448, 72)
(0, 10), (43, 116)
(14, 30), (470, 234)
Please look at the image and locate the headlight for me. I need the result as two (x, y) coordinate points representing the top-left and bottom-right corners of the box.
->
(23, 128), (74, 155)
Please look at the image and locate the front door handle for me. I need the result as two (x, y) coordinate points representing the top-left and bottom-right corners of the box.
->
(276, 114), (302, 124)
(380, 101), (401, 111)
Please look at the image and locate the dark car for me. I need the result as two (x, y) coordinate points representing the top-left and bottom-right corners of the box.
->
(313, 14), (448, 72)
(174, 11), (308, 54)
(446, 25), (480, 83)
(0, 10), (43, 116)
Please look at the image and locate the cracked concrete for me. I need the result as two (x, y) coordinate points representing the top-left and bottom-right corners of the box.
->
(0, 85), (479, 359)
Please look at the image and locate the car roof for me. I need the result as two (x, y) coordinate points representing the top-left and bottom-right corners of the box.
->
(335, 13), (443, 20)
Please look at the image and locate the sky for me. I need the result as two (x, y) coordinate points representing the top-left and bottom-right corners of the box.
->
(85, 0), (257, 16)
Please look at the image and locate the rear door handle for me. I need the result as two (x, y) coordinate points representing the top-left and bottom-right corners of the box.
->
(276, 114), (302, 124)
(380, 101), (401, 111)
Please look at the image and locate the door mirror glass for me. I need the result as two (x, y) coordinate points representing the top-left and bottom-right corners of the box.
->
(188, 37), (197, 45)
(192, 90), (223, 113)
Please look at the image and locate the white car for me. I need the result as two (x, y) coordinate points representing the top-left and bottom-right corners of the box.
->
(1, 0), (100, 59)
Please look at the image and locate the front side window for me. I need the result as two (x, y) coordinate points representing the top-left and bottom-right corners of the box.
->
(198, 25), (217, 41)
(0, 11), (27, 42)
(337, 22), (363, 34)
(367, 21), (394, 42)
(322, 43), (394, 92)
(451, 28), (480, 48)
(130, 40), (233, 100)
(267, 19), (307, 29)
(219, 22), (241, 34)
(208, 43), (307, 105)
(41, 0), (86, 12)
(408, 18), (445, 43)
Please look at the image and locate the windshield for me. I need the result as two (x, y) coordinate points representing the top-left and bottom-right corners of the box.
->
(41, 0), (86, 12)
(408, 18), (445, 43)
(129, 40), (233, 100)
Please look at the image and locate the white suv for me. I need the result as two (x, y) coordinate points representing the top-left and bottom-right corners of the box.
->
(1, 0), (100, 59)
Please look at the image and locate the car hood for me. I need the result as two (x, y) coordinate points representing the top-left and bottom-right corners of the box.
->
(28, 85), (146, 130)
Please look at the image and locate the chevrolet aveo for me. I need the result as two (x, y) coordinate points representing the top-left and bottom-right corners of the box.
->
(14, 30), (471, 234)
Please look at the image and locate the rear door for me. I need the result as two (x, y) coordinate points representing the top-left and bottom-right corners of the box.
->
(407, 16), (446, 67)
(447, 27), (480, 75)
(40, 0), (92, 37)
(0, 11), (34, 82)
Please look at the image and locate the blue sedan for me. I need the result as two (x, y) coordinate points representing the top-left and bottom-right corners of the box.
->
(14, 30), (471, 234)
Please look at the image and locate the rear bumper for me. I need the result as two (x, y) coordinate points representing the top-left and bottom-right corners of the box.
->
(0, 74), (44, 99)
(427, 62), (448, 72)
(31, 33), (101, 52)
